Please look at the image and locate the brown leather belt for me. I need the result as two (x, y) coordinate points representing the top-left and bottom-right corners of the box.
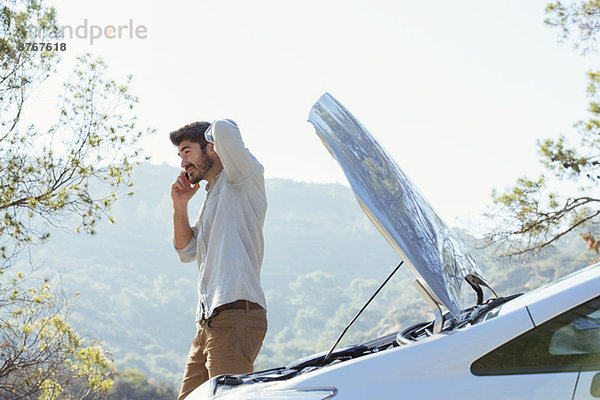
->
(213, 300), (262, 315)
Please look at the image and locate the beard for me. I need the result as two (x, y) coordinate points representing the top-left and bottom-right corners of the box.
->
(186, 153), (214, 184)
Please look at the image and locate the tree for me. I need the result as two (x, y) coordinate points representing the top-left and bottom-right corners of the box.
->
(545, 0), (600, 53)
(106, 369), (178, 400)
(486, 0), (600, 258)
(0, 0), (150, 397)
(0, 275), (113, 399)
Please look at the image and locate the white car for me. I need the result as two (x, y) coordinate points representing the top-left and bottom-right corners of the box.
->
(188, 93), (600, 400)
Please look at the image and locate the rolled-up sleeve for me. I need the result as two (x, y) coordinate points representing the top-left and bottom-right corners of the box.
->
(206, 119), (261, 184)
(174, 224), (199, 263)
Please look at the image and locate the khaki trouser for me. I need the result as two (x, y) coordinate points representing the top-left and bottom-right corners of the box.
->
(178, 307), (267, 400)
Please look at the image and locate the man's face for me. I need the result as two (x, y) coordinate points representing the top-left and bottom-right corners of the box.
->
(178, 140), (214, 184)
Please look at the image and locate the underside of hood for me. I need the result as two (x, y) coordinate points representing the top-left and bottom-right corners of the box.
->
(308, 93), (491, 319)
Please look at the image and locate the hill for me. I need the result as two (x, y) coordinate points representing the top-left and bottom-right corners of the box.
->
(16, 162), (598, 383)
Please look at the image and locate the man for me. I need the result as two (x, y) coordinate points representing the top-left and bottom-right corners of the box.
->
(170, 119), (268, 399)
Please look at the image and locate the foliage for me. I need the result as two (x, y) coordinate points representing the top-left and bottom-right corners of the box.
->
(1, 3), (149, 272)
(0, 52), (147, 270)
(486, 0), (600, 258)
(1, 0), (61, 137)
(0, 274), (113, 399)
(545, 0), (600, 52)
(0, 0), (150, 397)
(105, 369), (178, 400)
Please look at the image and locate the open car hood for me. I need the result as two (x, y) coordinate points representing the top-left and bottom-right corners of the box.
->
(308, 93), (489, 318)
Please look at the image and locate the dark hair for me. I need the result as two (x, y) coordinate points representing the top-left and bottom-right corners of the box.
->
(169, 121), (211, 148)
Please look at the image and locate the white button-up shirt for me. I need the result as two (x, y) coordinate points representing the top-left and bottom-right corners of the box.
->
(175, 119), (267, 321)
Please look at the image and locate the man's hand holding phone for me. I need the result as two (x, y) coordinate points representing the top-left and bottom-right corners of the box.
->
(171, 170), (200, 209)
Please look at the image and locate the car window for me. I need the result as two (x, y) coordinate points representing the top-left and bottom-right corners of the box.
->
(472, 296), (600, 375)
(550, 307), (600, 355)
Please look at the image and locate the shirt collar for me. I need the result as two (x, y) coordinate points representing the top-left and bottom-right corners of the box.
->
(205, 171), (222, 192)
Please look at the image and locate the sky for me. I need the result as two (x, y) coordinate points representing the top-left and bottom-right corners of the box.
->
(33, 0), (596, 228)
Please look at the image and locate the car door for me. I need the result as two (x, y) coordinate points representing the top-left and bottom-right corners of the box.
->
(569, 300), (600, 400)
(574, 371), (600, 399)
